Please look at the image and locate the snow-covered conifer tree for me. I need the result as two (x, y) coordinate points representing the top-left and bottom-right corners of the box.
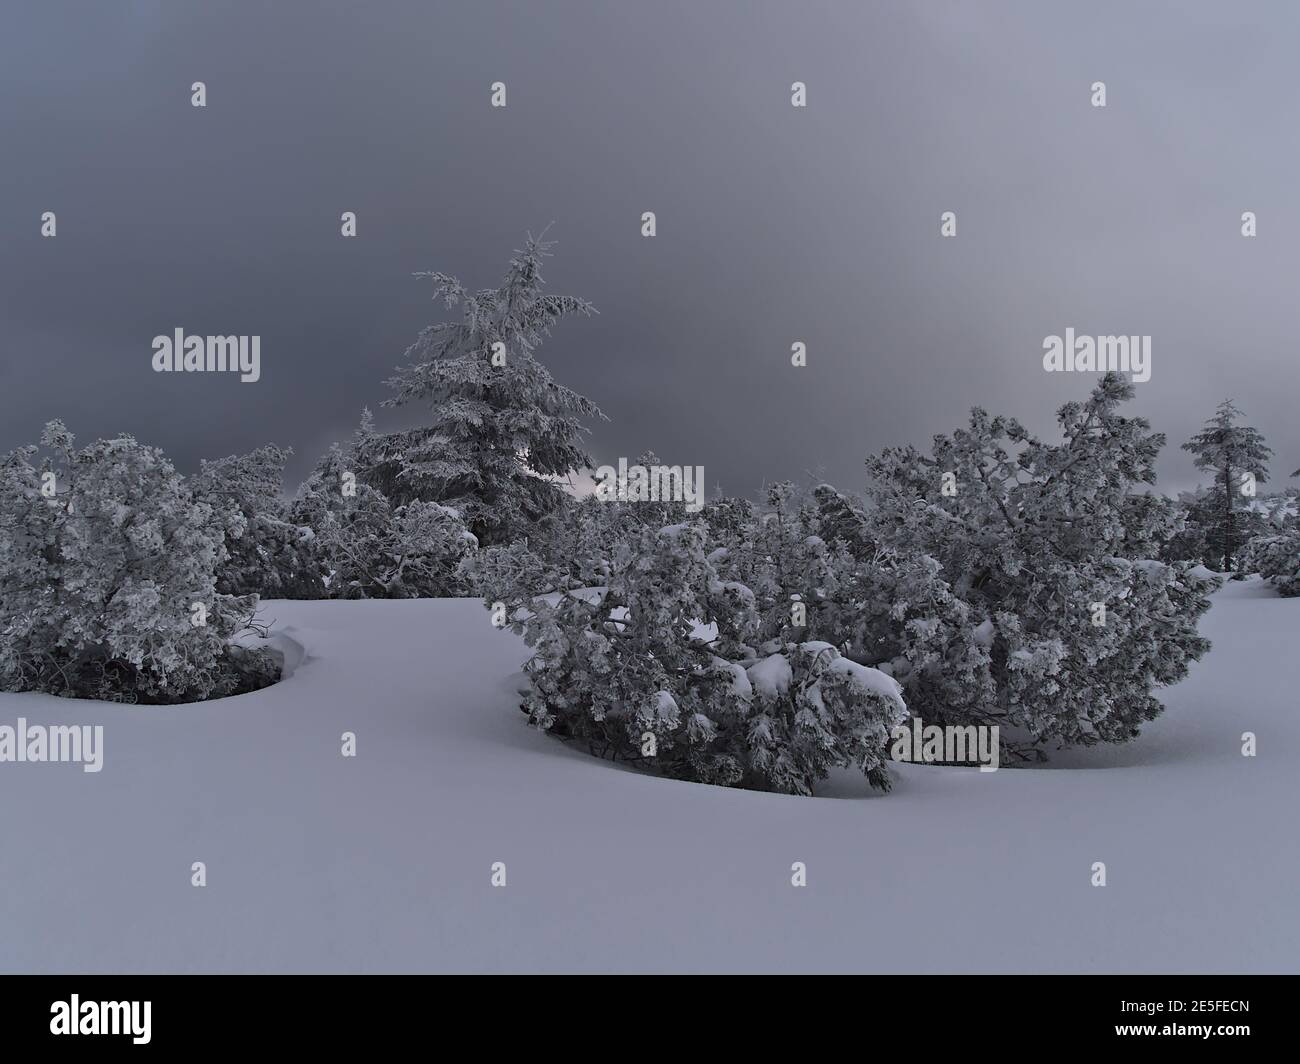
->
(362, 231), (605, 546)
(1181, 400), (1274, 572)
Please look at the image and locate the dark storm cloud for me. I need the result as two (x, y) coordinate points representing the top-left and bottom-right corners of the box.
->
(1, 0), (1297, 497)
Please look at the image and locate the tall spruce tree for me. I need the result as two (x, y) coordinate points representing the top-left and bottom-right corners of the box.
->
(364, 231), (604, 546)
(1181, 400), (1273, 571)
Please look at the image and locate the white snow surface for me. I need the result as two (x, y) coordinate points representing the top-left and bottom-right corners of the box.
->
(0, 578), (1296, 973)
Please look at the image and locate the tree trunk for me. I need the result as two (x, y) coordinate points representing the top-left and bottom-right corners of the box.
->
(1221, 465), (1236, 572)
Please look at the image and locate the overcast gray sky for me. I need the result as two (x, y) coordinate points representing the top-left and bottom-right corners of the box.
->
(2, 0), (1296, 498)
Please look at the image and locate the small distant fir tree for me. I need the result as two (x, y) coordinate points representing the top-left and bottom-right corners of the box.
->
(1181, 400), (1273, 572)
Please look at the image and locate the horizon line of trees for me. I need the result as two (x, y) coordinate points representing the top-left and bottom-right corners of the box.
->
(2, 232), (1296, 795)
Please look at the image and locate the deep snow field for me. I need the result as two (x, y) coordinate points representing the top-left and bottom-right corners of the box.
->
(1, 578), (1296, 973)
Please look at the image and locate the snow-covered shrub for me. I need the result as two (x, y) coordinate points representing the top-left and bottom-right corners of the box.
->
(478, 374), (1218, 778)
(1161, 487), (1216, 566)
(705, 483), (856, 647)
(516, 494), (621, 589)
(191, 445), (325, 599)
(507, 452), (694, 592)
(859, 373), (1219, 753)
(294, 446), (476, 599)
(743, 642), (908, 793)
(709, 483), (1003, 741)
(1242, 531), (1300, 596)
(474, 520), (907, 795)
(1240, 471), (1299, 594)
(696, 493), (758, 543)
(0, 422), (277, 702)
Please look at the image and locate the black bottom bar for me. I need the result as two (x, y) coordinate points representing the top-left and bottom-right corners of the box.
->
(0, 974), (1287, 1050)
